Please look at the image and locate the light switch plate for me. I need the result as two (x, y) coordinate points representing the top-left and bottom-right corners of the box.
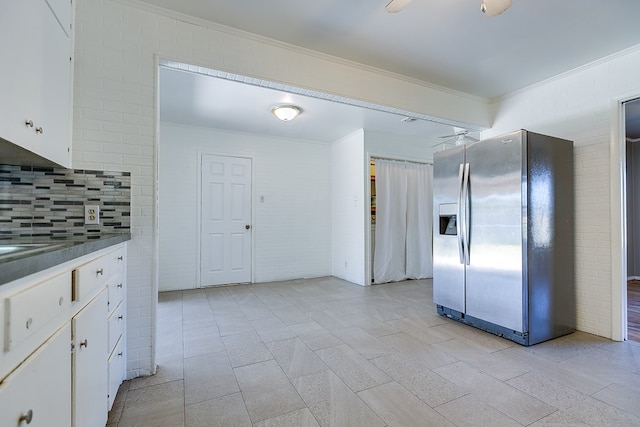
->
(85, 205), (100, 225)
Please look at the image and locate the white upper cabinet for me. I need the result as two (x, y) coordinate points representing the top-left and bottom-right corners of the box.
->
(0, 0), (74, 167)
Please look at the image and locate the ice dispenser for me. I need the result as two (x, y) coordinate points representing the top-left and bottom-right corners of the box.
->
(439, 203), (457, 235)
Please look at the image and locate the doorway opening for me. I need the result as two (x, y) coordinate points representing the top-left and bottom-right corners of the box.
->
(369, 157), (434, 284)
(625, 97), (640, 342)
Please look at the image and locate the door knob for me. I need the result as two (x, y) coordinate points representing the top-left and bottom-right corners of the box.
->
(245, 225), (251, 230)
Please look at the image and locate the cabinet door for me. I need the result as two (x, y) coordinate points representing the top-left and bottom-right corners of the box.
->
(38, 0), (73, 167)
(0, 0), (39, 149)
(0, 0), (72, 167)
(73, 290), (108, 427)
(0, 323), (71, 427)
(107, 336), (126, 410)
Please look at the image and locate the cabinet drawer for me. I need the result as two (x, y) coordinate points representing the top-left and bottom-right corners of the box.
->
(110, 246), (127, 278)
(108, 302), (124, 355)
(0, 323), (71, 427)
(4, 271), (71, 351)
(107, 336), (125, 411)
(73, 256), (110, 302)
(107, 279), (125, 316)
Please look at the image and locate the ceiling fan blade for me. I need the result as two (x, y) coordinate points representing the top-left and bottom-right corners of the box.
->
(481, 0), (512, 17)
(385, 0), (414, 13)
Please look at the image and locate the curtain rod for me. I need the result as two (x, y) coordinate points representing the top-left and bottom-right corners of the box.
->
(370, 157), (432, 166)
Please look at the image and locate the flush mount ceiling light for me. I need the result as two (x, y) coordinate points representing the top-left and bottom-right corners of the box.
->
(386, 0), (512, 17)
(271, 105), (301, 122)
(481, 0), (512, 17)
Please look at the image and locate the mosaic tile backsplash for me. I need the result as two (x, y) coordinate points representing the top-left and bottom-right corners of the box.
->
(0, 164), (131, 239)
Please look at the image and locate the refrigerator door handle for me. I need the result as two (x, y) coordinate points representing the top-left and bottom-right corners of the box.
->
(457, 163), (465, 264)
(462, 162), (470, 265)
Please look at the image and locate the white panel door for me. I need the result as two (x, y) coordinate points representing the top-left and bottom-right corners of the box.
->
(201, 154), (252, 286)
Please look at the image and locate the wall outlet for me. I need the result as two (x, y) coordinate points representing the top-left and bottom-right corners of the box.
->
(85, 205), (100, 225)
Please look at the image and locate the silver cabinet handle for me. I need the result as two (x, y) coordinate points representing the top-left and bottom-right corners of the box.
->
(117, 256), (123, 261)
(117, 283), (123, 288)
(35, 127), (43, 134)
(25, 120), (34, 128)
(118, 315), (123, 320)
(245, 224), (251, 230)
(79, 339), (88, 348)
(96, 268), (103, 276)
(19, 409), (33, 424)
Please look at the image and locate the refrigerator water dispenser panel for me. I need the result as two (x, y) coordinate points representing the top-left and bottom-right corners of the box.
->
(439, 203), (458, 235)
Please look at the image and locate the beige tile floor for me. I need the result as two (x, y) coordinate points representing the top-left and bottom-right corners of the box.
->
(107, 277), (640, 427)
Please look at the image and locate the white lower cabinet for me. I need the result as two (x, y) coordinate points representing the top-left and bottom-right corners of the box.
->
(0, 323), (72, 426)
(73, 289), (108, 427)
(0, 242), (127, 427)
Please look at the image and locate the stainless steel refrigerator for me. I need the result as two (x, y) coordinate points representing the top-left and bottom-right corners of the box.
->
(433, 130), (575, 345)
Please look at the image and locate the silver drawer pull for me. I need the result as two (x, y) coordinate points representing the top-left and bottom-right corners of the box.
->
(59, 296), (64, 306)
(35, 126), (43, 134)
(118, 352), (123, 357)
(117, 256), (123, 261)
(19, 409), (33, 424)
(25, 318), (33, 329)
(117, 283), (123, 288)
(80, 339), (88, 348)
(118, 315), (123, 320)
(96, 268), (104, 276)
(25, 120), (34, 128)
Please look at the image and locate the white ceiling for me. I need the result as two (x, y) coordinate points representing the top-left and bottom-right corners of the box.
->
(146, 0), (640, 141)
(159, 66), (473, 144)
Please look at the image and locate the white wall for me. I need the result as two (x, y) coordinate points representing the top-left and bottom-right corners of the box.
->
(331, 130), (366, 285)
(487, 46), (640, 339)
(159, 124), (332, 291)
(365, 131), (437, 163)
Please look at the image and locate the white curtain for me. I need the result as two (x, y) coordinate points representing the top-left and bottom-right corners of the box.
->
(373, 159), (433, 284)
(405, 162), (433, 279)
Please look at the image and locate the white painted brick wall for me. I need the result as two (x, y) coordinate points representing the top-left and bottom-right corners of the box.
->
(486, 46), (640, 339)
(158, 124), (332, 291)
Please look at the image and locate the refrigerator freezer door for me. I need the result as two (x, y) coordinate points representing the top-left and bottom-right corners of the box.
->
(433, 145), (466, 312)
(465, 131), (525, 332)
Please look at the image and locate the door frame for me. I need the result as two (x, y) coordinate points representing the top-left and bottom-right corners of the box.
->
(610, 92), (640, 341)
(196, 151), (255, 288)
(366, 152), (434, 286)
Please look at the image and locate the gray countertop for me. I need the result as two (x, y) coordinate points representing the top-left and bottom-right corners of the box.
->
(0, 233), (131, 286)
